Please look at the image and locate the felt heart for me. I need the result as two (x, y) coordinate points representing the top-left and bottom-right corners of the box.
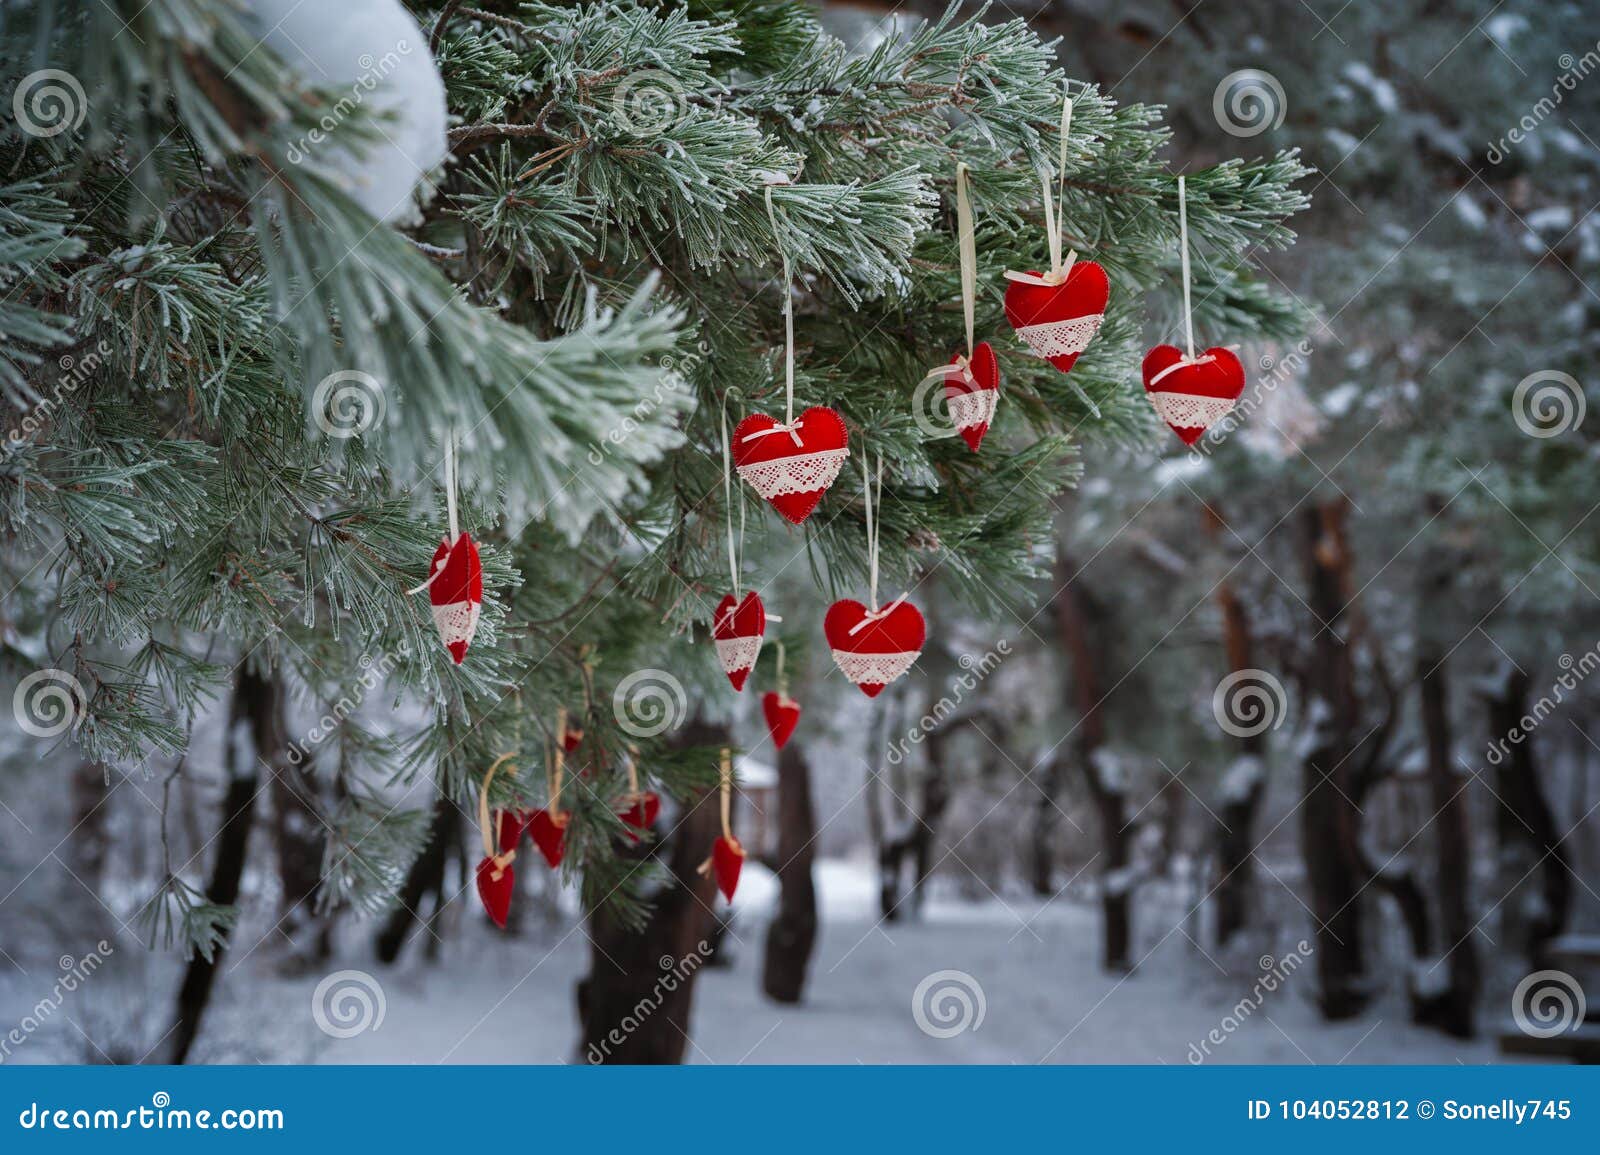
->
(561, 726), (583, 754)
(712, 834), (745, 902)
(475, 855), (515, 928)
(824, 598), (926, 698)
(1142, 345), (1246, 446)
(712, 590), (766, 691)
(945, 340), (1000, 452)
(496, 810), (526, 855)
(762, 691), (801, 750)
(527, 808), (569, 869)
(1004, 261), (1109, 375)
(732, 407), (849, 524)
(618, 791), (661, 834)
(426, 533), (483, 663)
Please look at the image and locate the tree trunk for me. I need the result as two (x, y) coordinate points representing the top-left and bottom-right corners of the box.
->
(761, 742), (818, 1004)
(1028, 758), (1065, 896)
(375, 795), (457, 965)
(167, 664), (278, 1063)
(1297, 500), (1372, 1019)
(269, 752), (330, 970)
(1483, 668), (1572, 970)
(1203, 503), (1267, 948)
(576, 715), (726, 1064)
(1412, 508), (1478, 1037)
(67, 758), (110, 892)
(1054, 550), (1132, 972)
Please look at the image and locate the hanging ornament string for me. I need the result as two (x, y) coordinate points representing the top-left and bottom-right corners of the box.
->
(776, 639), (788, 699)
(1148, 175), (1236, 388)
(1006, 89), (1076, 289)
(477, 751), (518, 879)
(1178, 174), (1195, 361)
(756, 184), (798, 437)
(548, 705), (567, 812)
(958, 161), (977, 359)
(444, 429), (459, 544)
(406, 430), (463, 595)
(920, 161), (980, 393)
(719, 746), (732, 842)
(697, 748), (737, 877)
(626, 743), (640, 799)
(848, 450), (908, 636)
(720, 400), (744, 599)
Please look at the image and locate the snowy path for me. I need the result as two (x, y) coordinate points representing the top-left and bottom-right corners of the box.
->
(315, 859), (1508, 1065)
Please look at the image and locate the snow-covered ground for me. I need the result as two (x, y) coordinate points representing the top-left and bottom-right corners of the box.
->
(298, 858), (1509, 1065)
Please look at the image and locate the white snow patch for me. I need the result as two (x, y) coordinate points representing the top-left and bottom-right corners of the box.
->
(1341, 63), (1399, 114)
(1152, 455), (1209, 486)
(1320, 382), (1362, 417)
(1453, 194), (1487, 231)
(1219, 755), (1265, 803)
(1089, 747), (1126, 793)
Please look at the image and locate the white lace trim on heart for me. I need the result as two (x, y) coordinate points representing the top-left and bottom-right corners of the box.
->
(432, 600), (480, 649)
(831, 649), (921, 686)
(715, 635), (763, 675)
(1015, 314), (1104, 360)
(947, 388), (998, 432)
(1147, 390), (1238, 430)
(736, 447), (848, 500)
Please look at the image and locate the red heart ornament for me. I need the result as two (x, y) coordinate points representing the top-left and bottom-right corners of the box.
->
(712, 834), (745, 902)
(475, 855), (515, 928)
(1142, 345), (1246, 446)
(761, 691), (801, 750)
(712, 591), (766, 691)
(618, 791), (661, 834)
(1004, 261), (1109, 375)
(561, 726), (583, 754)
(945, 341), (1000, 452)
(425, 533), (483, 663)
(527, 808), (569, 869)
(824, 598), (926, 698)
(732, 407), (849, 524)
